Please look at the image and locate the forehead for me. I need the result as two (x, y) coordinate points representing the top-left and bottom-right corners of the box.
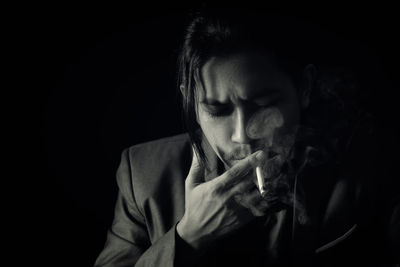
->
(199, 51), (293, 101)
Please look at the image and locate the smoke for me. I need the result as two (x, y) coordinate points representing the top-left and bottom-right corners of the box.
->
(257, 130), (313, 226)
(243, 67), (373, 226)
(231, 64), (374, 227)
(245, 108), (338, 226)
(246, 107), (284, 144)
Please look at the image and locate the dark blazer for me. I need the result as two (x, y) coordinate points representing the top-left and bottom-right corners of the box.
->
(95, 128), (399, 266)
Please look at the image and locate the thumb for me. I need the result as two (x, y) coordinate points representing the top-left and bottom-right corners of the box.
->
(186, 148), (205, 190)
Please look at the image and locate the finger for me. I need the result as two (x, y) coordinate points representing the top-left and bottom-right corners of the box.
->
(239, 187), (264, 208)
(248, 197), (271, 217)
(213, 150), (266, 189)
(229, 178), (255, 197)
(186, 148), (205, 190)
(235, 191), (268, 217)
(250, 203), (269, 217)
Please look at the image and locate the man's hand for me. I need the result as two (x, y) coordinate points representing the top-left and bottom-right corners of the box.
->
(176, 150), (269, 250)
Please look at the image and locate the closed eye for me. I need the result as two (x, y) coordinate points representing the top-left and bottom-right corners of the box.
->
(203, 104), (232, 117)
(246, 98), (283, 111)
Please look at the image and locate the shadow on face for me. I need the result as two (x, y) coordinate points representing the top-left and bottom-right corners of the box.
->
(196, 50), (302, 168)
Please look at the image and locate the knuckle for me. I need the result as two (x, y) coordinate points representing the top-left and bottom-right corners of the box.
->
(245, 157), (253, 166)
(250, 207), (265, 217)
(227, 167), (240, 178)
(214, 180), (226, 192)
(233, 194), (243, 204)
(232, 180), (250, 193)
(228, 166), (248, 180)
(209, 186), (221, 198)
(185, 177), (190, 185)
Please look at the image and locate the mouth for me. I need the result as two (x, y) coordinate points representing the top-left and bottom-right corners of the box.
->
(228, 146), (279, 160)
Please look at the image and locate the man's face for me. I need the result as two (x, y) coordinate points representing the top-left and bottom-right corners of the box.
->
(196, 51), (301, 168)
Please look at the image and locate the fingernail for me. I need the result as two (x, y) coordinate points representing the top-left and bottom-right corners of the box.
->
(255, 150), (265, 161)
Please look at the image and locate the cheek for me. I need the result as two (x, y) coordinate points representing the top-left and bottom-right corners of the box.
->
(197, 109), (231, 146)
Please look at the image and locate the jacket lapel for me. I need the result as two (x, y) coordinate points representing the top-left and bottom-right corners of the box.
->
(290, 166), (358, 264)
(316, 176), (358, 253)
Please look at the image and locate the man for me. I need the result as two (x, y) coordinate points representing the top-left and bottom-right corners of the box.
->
(95, 10), (399, 266)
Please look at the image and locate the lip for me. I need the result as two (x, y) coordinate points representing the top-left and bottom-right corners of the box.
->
(230, 149), (266, 161)
(227, 145), (278, 162)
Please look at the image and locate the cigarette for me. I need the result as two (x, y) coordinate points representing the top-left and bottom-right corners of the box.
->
(256, 166), (265, 196)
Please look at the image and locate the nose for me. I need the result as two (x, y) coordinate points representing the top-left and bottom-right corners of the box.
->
(231, 108), (252, 144)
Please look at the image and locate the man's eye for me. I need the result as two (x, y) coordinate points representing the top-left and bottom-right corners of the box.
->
(207, 109), (230, 117)
(204, 106), (231, 117)
(256, 98), (282, 108)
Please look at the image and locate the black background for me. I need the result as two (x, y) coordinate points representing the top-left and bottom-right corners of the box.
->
(36, 5), (400, 266)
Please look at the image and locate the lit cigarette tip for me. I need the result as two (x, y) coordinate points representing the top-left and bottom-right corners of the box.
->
(256, 166), (265, 196)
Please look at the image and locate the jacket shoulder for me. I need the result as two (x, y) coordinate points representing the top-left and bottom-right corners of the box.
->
(130, 133), (190, 150)
(127, 133), (191, 164)
(122, 133), (192, 204)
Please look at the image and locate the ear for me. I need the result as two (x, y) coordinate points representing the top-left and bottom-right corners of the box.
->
(301, 64), (316, 109)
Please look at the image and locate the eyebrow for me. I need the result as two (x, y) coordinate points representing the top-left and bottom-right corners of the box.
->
(200, 88), (281, 105)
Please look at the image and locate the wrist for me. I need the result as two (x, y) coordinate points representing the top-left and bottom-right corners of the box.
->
(176, 218), (205, 250)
